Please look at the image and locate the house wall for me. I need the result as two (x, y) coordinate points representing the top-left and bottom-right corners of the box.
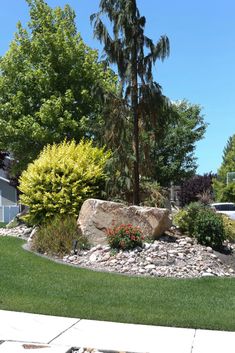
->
(0, 179), (17, 206)
(0, 205), (2, 222)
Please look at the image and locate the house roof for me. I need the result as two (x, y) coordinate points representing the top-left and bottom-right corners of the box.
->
(0, 175), (10, 183)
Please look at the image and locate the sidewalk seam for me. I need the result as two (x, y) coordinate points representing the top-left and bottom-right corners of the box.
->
(48, 319), (81, 344)
(190, 329), (197, 353)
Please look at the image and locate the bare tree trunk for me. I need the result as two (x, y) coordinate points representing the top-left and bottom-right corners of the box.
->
(131, 45), (140, 205)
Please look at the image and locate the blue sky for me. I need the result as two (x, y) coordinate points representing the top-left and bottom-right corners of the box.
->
(1, 0), (235, 175)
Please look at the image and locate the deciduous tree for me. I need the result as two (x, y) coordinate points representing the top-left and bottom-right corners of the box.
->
(0, 0), (115, 176)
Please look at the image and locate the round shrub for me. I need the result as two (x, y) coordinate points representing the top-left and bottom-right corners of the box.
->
(185, 202), (207, 235)
(194, 208), (225, 249)
(31, 215), (89, 257)
(19, 140), (111, 225)
(106, 224), (144, 250)
(173, 202), (206, 235)
(173, 209), (190, 233)
(221, 214), (235, 242)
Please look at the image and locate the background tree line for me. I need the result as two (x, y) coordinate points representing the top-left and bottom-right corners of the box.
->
(0, 0), (207, 204)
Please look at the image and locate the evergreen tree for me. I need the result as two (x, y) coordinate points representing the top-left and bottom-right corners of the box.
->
(91, 0), (170, 204)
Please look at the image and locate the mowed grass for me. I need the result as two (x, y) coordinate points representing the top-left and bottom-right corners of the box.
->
(0, 237), (235, 331)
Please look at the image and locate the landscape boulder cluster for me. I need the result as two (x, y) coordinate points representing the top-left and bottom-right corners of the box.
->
(63, 233), (235, 279)
(0, 199), (234, 279)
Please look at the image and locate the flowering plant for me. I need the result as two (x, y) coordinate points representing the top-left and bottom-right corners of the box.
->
(106, 224), (144, 250)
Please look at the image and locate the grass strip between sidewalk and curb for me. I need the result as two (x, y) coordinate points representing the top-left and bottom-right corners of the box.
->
(0, 237), (235, 331)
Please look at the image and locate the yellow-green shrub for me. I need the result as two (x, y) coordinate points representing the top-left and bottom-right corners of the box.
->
(173, 209), (190, 233)
(221, 215), (235, 242)
(19, 140), (111, 225)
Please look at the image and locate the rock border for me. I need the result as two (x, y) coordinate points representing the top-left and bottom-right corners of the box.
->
(1, 226), (234, 279)
(63, 234), (235, 279)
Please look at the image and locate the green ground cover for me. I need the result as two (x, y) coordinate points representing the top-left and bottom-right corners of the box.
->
(0, 237), (235, 331)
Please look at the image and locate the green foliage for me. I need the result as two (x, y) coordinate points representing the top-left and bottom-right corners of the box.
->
(103, 98), (207, 202)
(213, 179), (235, 203)
(19, 140), (111, 225)
(140, 180), (168, 207)
(213, 134), (235, 202)
(0, 0), (116, 176)
(106, 224), (144, 250)
(141, 100), (207, 186)
(221, 215), (235, 243)
(194, 208), (225, 249)
(173, 209), (191, 233)
(31, 215), (88, 257)
(174, 202), (225, 248)
(174, 202), (205, 234)
(92, 0), (170, 204)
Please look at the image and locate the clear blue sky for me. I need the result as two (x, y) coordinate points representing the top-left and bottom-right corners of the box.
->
(1, 0), (235, 175)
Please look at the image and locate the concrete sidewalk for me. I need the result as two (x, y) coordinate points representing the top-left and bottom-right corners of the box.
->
(0, 310), (234, 353)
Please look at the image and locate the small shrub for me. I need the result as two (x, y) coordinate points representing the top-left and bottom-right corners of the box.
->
(6, 218), (19, 229)
(140, 181), (168, 208)
(106, 224), (144, 250)
(194, 208), (225, 249)
(221, 215), (235, 242)
(19, 140), (111, 225)
(185, 202), (206, 235)
(31, 215), (89, 257)
(173, 209), (190, 233)
(173, 202), (205, 235)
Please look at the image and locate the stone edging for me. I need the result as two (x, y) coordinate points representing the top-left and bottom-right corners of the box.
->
(1, 226), (234, 279)
(62, 235), (235, 279)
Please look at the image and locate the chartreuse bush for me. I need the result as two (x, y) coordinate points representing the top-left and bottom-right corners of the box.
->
(221, 215), (235, 242)
(19, 140), (111, 225)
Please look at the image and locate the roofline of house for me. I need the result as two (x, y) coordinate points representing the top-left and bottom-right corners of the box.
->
(0, 176), (10, 183)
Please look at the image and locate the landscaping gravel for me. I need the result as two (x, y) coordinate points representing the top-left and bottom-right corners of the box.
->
(1, 225), (234, 279)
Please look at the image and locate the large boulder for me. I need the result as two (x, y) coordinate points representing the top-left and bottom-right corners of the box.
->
(77, 199), (172, 246)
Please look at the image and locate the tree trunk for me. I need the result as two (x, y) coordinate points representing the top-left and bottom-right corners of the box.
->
(131, 45), (140, 205)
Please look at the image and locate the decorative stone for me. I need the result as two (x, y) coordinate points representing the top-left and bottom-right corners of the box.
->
(2, 225), (234, 280)
(145, 264), (156, 270)
(77, 198), (171, 246)
(89, 253), (99, 262)
(0, 225), (33, 239)
(201, 272), (215, 277)
(206, 246), (213, 253)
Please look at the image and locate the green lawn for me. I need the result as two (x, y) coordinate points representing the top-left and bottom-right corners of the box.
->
(0, 236), (235, 331)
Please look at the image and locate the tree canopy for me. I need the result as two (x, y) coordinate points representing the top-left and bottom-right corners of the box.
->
(0, 0), (115, 176)
(101, 99), (207, 202)
(213, 134), (235, 202)
(0, 0), (208, 204)
(146, 100), (207, 186)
